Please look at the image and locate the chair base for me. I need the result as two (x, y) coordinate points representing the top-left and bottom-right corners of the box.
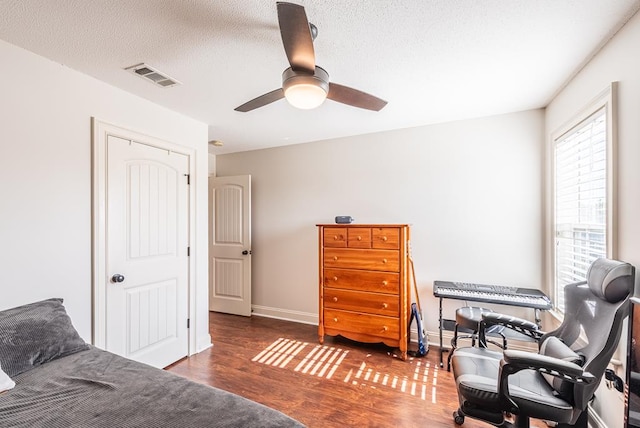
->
(452, 407), (588, 428)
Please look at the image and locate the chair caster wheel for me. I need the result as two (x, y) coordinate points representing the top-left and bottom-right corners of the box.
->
(453, 410), (465, 425)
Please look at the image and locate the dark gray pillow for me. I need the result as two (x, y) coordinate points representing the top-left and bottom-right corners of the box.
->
(0, 298), (89, 377)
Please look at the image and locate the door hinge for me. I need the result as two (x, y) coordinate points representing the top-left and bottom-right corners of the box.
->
(184, 173), (190, 185)
(187, 246), (190, 257)
(187, 318), (190, 329)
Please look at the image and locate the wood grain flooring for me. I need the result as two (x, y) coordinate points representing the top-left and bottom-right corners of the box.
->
(167, 312), (547, 428)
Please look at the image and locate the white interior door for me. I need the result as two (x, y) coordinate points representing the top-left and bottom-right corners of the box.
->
(209, 175), (252, 316)
(106, 135), (189, 368)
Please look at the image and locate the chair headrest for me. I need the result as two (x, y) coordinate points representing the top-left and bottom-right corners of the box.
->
(587, 258), (635, 303)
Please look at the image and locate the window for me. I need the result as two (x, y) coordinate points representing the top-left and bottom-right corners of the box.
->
(551, 85), (616, 313)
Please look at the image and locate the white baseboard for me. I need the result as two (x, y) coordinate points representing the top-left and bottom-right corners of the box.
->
(194, 334), (213, 354)
(251, 304), (318, 325)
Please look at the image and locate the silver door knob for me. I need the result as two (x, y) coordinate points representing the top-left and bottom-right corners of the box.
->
(111, 274), (125, 283)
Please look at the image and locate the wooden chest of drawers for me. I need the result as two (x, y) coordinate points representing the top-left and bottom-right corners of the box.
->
(317, 224), (410, 360)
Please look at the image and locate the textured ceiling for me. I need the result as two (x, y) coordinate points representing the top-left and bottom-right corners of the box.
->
(1, 0), (639, 154)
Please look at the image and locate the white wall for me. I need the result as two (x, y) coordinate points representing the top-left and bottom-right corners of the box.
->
(216, 109), (544, 333)
(545, 9), (640, 428)
(0, 39), (211, 353)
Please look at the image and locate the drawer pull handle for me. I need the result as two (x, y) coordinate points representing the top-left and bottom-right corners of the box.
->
(333, 235), (339, 240)
(382, 326), (388, 332)
(333, 317), (338, 323)
(382, 280), (388, 286)
(382, 258), (387, 263)
(333, 297), (338, 302)
(357, 236), (362, 241)
(333, 276), (338, 281)
(382, 236), (388, 241)
(382, 303), (388, 309)
(333, 256), (338, 261)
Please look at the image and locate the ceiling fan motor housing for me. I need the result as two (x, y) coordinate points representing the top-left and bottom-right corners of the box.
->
(282, 66), (329, 94)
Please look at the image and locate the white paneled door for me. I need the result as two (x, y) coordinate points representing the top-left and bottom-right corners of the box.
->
(209, 175), (252, 316)
(106, 136), (189, 368)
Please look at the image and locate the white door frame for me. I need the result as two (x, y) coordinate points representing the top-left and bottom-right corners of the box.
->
(92, 118), (197, 355)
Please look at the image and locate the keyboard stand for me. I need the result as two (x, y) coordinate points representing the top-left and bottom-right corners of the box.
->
(437, 298), (543, 367)
(434, 280), (551, 368)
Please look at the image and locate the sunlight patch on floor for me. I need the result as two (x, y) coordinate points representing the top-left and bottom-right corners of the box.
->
(252, 338), (349, 379)
(251, 338), (309, 368)
(252, 339), (440, 402)
(293, 344), (349, 379)
(344, 359), (438, 402)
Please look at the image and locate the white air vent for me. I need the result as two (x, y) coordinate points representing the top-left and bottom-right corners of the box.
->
(125, 63), (181, 88)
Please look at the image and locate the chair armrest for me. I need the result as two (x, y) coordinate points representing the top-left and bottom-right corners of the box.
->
(501, 349), (591, 380)
(480, 312), (543, 342)
(497, 349), (596, 412)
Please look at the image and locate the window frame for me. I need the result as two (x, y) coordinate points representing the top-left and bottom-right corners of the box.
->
(545, 82), (618, 316)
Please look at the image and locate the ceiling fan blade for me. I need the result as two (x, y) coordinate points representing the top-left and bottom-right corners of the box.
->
(327, 83), (388, 111)
(277, 2), (315, 73)
(234, 88), (284, 112)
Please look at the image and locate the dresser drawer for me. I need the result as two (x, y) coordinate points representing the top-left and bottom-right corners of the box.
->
(372, 227), (400, 249)
(347, 227), (371, 248)
(323, 248), (399, 272)
(323, 268), (399, 294)
(324, 288), (399, 317)
(324, 309), (399, 340)
(323, 227), (347, 247)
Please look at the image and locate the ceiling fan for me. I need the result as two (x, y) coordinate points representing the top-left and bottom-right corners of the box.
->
(234, 2), (387, 112)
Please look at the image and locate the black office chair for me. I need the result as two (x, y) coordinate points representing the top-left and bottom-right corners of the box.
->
(451, 258), (635, 428)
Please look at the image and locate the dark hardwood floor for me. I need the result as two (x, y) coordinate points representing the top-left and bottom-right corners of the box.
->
(167, 312), (546, 428)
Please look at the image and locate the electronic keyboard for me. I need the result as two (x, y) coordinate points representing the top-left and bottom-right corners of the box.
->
(433, 280), (552, 310)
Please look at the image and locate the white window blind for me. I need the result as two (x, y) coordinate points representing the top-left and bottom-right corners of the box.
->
(554, 107), (607, 312)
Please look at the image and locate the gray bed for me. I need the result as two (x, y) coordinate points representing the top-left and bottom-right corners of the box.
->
(0, 299), (304, 428)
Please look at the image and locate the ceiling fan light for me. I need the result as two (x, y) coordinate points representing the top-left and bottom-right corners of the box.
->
(281, 66), (330, 110)
(284, 83), (327, 109)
